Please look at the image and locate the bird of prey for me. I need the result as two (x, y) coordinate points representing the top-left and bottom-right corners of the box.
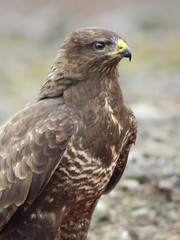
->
(0, 27), (137, 240)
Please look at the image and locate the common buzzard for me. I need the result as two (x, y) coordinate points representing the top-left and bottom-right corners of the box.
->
(0, 27), (137, 240)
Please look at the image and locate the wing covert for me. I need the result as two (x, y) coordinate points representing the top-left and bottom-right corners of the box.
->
(103, 111), (137, 194)
(0, 98), (76, 230)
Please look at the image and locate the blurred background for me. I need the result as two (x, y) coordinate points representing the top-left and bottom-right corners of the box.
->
(0, 0), (180, 239)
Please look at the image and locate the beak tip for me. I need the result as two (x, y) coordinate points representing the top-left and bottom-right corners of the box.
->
(119, 45), (132, 62)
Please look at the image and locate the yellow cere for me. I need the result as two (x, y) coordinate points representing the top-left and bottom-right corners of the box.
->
(105, 39), (127, 56)
(118, 39), (127, 52)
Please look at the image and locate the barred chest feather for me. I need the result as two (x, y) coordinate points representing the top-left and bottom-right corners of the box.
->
(57, 95), (125, 200)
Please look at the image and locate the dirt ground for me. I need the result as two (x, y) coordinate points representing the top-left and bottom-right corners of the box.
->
(0, 1), (180, 239)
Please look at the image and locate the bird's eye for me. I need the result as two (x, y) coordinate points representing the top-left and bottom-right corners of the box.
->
(94, 42), (106, 50)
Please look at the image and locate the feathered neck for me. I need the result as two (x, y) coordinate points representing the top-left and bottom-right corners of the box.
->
(38, 49), (120, 101)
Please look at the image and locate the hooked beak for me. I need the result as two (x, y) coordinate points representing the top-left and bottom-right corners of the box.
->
(105, 39), (132, 61)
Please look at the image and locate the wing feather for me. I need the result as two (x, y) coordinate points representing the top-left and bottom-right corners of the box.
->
(0, 98), (76, 230)
(103, 111), (137, 194)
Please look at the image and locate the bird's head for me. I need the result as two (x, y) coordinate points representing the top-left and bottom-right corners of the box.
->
(55, 27), (131, 80)
(40, 27), (132, 99)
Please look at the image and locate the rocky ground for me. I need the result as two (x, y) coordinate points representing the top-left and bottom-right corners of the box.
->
(0, 1), (180, 239)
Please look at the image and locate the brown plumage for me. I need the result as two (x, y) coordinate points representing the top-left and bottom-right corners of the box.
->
(0, 27), (137, 240)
